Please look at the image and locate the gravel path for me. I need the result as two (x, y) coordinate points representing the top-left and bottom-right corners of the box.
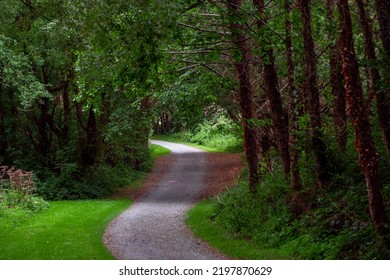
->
(103, 140), (226, 260)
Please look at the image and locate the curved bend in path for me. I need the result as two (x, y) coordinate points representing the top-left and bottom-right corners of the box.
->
(104, 140), (226, 260)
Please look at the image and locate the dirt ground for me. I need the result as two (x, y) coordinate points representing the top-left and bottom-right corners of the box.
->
(200, 152), (244, 199)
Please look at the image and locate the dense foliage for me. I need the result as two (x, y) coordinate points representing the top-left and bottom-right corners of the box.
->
(1, 0), (390, 259)
(0, 0), (178, 199)
(160, 0), (390, 258)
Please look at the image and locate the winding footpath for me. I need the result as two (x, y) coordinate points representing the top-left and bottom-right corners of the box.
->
(103, 140), (226, 260)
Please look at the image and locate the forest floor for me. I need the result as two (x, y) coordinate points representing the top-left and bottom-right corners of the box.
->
(103, 140), (243, 259)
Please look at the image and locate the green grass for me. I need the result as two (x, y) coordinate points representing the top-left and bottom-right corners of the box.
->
(149, 143), (171, 160)
(0, 199), (131, 259)
(152, 135), (222, 152)
(187, 163), (389, 259)
(186, 199), (292, 259)
(0, 143), (171, 260)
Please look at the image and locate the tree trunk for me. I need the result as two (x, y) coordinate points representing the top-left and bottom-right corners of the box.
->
(82, 107), (98, 167)
(227, 0), (260, 193)
(37, 99), (51, 159)
(337, 0), (389, 237)
(140, 96), (154, 149)
(375, 0), (390, 58)
(357, 0), (390, 163)
(38, 65), (54, 162)
(326, 0), (348, 152)
(0, 77), (10, 165)
(253, 0), (291, 180)
(285, 0), (301, 191)
(299, 0), (329, 188)
(330, 40), (348, 151)
(63, 80), (71, 142)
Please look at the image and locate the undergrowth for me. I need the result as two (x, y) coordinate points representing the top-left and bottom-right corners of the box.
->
(34, 143), (166, 201)
(36, 163), (145, 201)
(0, 143), (168, 259)
(160, 115), (243, 152)
(0, 166), (49, 213)
(211, 158), (390, 259)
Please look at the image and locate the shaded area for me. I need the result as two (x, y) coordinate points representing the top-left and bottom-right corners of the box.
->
(200, 152), (244, 199)
(103, 140), (226, 259)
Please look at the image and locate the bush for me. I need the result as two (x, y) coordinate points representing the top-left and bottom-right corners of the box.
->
(0, 166), (49, 213)
(169, 115), (243, 152)
(215, 168), (293, 245)
(190, 115), (243, 152)
(37, 163), (145, 201)
(0, 190), (49, 212)
(212, 163), (387, 259)
(34, 136), (153, 201)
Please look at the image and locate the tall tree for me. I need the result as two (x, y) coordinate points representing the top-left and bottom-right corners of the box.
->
(252, 0), (291, 180)
(357, 0), (390, 163)
(226, 0), (260, 193)
(326, 0), (347, 152)
(299, 0), (329, 188)
(375, 0), (390, 58)
(0, 77), (9, 164)
(83, 107), (99, 168)
(285, 0), (301, 191)
(337, 0), (389, 237)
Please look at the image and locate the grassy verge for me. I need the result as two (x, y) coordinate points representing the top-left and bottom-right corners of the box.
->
(152, 135), (222, 152)
(186, 199), (291, 260)
(155, 115), (243, 152)
(0, 199), (131, 259)
(0, 143), (170, 260)
(150, 143), (171, 160)
(188, 161), (388, 259)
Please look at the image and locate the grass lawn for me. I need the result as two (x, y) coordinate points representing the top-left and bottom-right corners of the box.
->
(0, 144), (170, 260)
(186, 199), (292, 260)
(0, 199), (131, 260)
(149, 143), (171, 160)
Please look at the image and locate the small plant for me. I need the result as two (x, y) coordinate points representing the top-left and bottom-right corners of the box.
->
(0, 165), (47, 212)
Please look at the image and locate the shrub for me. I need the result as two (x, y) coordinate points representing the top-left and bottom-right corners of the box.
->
(215, 168), (293, 246)
(0, 190), (49, 212)
(169, 115), (243, 152)
(0, 166), (49, 213)
(212, 162), (386, 259)
(36, 163), (145, 201)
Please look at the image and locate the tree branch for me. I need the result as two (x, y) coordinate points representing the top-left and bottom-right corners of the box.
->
(177, 22), (230, 36)
(181, 0), (207, 13)
(19, 0), (51, 21)
(176, 59), (226, 78)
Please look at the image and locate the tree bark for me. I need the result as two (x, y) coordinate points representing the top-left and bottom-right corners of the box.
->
(285, 0), (301, 191)
(37, 65), (54, 161)
(227, 0), (260, 193)
(253, 0), (291, 180)
(63, 80), (71, 142)
(0, 77), (10, 165)
(37, 99), (51, 159)
(337, 0), (389, 237)
(82, 107), (98, 167)
(299, 0), (329, 188)
(357, 0), (390, 163)
(375, 0), (390, 58)
(326, 0), (348, 152)
(330, 40), (348, 151)
(140, 96), (154, 149)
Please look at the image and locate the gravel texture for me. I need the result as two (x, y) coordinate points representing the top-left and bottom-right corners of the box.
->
(103, 140), (228, 260)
